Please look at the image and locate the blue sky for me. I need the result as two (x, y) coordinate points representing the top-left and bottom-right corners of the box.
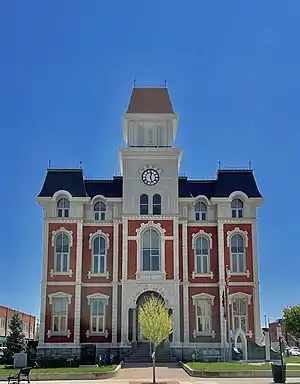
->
(1, 1), (299, 323)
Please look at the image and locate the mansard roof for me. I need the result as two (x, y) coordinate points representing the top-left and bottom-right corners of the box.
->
(126, 87), (174, 114)
(38, 169), (262, 199)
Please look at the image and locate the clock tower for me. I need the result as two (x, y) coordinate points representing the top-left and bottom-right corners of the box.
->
(120, 87), (182, 215)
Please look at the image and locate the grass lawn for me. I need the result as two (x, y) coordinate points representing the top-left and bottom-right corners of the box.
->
(286, 356), (300, 363)
(186, 362), (300, 371)
(0, 365), (117, 374)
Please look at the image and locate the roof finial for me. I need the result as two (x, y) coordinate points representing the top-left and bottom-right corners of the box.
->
(48, 160), (52, 169)
(218, 161), (221, 169)
(249, 160), (252, 169)
(79, 160), (83, 168)
(164, 77), (167, 88)
(133, 77), (136, 87)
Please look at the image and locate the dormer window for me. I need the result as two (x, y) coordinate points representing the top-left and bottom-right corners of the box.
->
(195, 201), (207, 221)
(231, 198), (243, 218)
(57, 198), (69, 218)
(94, 202), (106, 221)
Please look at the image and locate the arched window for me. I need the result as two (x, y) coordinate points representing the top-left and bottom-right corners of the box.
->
(157, 126), (164, 146)
(140, 194), (148, 215)
(55, 233), (70, 272)
(230, 234), (246, 273)
(232, 298), (248, 332)
(231, 198), (243, 218)
(148, 129), (153, 145)
(92, 236), (106, 274)
(94, 202), (106, 221)
(57, 198), (69, 218)
(137, 126), (144, 146)
(91, 299), (105, 333)
(152, 194), (161, 215)
(142, 229), (160, 271)
(195, 201), (207, 221)
(195, 236), (210, 274)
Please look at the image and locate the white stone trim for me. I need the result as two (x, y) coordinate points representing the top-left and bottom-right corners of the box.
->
(51, 227), (73, 247)
(191, 271), (214, 279)
(86, 292), (109, 305)
(74, 220), (83, 345)
(182, 221), (189, 344)
(135, 221), (166, 278)
(52, 190), (73, 201)
(49, 269), (73, 278)
(193, 195), (211, 206)
(226, 227), (249, 248)
(111, 220), (119, 345)
(122, 217), (128, 280)
(217, 219), (226, 352)
(48, 292), (72, 305)
(192, 293), (215, 306)
(87, 271), (110, 279)
(173, 218), (179, 280)
(228, 291), (252, 305)
(39, 221), (49, 344)
(47, 329), (71, 338)
(91, 195), (107, 205)
(88, 230), (110, 249)
(251, 220), (261, 343)
(228, 191), (249, 202)
(191, 230), (213, 249)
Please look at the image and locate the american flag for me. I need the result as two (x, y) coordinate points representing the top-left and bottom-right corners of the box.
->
(225, 265), (230, 290)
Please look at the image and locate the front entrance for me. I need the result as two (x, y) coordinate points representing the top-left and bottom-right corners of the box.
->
(128, 290), (173, 343)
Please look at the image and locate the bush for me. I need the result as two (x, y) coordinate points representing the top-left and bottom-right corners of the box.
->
(35, 357), (80, 368)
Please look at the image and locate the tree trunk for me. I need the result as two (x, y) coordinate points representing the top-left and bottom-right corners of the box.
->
(152, 345), (156, 384)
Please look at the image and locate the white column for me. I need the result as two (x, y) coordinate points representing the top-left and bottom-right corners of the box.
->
(173, 218), (180, 343)
(121, 217), (128, 344)
(132, 308), (136, 342)
(217, 219), (226, 348)
(182, 220), (189, 344)
(111, 220), (119, 345)
(74, 220), (83, 345)
(252, 219), (261, 344)
(39, 220), (49, 345)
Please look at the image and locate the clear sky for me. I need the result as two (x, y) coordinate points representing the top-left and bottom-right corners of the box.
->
(1, 0), (299, 323)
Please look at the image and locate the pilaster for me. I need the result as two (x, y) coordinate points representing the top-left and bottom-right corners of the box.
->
(217, 219), (226, 348)
(252, 220), (261, 343)
(74, 220), (83, 345)
(182, 220), (189, 344)
(111, 220), (119, 345)
(121, 217), (129, 344)
(39, 220), (49, 344)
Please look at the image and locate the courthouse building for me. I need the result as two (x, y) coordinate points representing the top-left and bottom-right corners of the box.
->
(37, 87), (263, 359)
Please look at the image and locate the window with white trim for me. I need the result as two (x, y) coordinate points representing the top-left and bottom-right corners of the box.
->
(0, 317), (5, 328)
(231, 198), (243, 218)
(57, 198), (69, 218)
(140, 194), (149, 215)
(94, 202), (106, 221)
(142, 228), (160, 271)
(232, 298), (248, 332)
(230, 233), (246, 273)
(195, 300), (212, 333)
(52, 298), (68, 333)
(195, 201), (207, 221)
(195, 236), (210, 274)
(90, 299), (105, 333)
(92, 235), (106, 274)
(152, 194), (161, 215)
(54, 233), (70, 272)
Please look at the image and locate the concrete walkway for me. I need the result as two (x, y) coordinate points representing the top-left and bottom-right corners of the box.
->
(119, 362), (189, 380)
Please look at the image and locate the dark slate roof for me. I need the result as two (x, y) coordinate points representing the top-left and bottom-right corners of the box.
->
(84, 177), (123, 198)
(38, 169), (87, 197)
(127, 87), (174, 114)
(38, 169), (262, 199)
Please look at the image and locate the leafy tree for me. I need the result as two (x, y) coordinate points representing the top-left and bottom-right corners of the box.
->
(6, 312), (26, 356)
(283, 305), (300, 342)
(138, 295), (172, 384)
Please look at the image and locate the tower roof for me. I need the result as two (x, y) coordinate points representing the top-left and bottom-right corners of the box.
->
(126, 87), (174, 114)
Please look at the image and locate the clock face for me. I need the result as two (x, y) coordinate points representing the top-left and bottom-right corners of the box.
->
(141, 169), (160, 186)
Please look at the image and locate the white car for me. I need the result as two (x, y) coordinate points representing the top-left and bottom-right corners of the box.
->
(289, 347), (300, 356)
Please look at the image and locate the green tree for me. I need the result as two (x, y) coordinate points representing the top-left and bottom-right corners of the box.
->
(6, 312), (26, 356)
(138, 295), (173, 384)
(283, 305), (300, 341)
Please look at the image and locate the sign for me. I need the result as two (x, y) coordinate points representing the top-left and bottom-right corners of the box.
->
(276, 326), (282, 339)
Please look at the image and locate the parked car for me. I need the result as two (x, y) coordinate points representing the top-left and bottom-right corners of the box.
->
(288, 347), (300, 356)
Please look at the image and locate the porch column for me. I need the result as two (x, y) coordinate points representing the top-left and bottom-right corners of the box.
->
(121, 307), (129, 344)
(132, 308), (136, 342)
